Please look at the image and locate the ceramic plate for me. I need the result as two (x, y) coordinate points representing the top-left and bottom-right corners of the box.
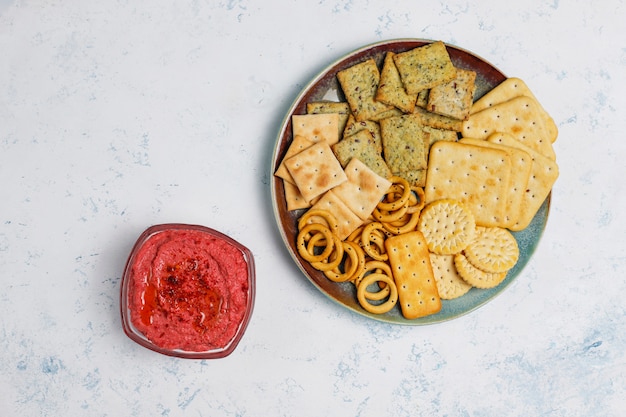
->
(270, 39), (550, 325)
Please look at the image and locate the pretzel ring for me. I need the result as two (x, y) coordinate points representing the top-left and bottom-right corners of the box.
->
(377, 176), (411, 212)
(311, 233), (344, 272)
(298, 209), (340, 236)
(382, 211), (420, 235)
(357, 272), (398, 315)
(406, 186), (425, 214)
(324, 240), (365, 282)
(361, 222), (388, 261)
(372, 203), (409, 223)
(296, 223), (335, 263)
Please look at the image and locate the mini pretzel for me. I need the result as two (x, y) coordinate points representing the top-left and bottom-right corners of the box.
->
(376, 176), (411, 212)
(361, 222), (389, 261)
(297, 223), (336, 263)
(324, 240), (365, 282)
(310, 232), (344, 272)
(356, 272), (398, 315)
(297, 209), (340, 236)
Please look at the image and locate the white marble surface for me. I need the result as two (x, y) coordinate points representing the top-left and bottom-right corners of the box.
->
(1, 0), (625, 415)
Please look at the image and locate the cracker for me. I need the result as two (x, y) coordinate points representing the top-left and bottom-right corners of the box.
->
(307, 189), (364, 241)
(380, 114), (430, 173)
(394, 168), (427, 188)
(427, 68), (477, 121)
(284, 141), (348, 202)
(385, 231), (441, 319)
(274, 135), (316, 184)
(462, 95), (556, 161)
(342, 115), (383, 153)
(459, 137), (532, 228)
(416, 89), (429, 109)
(333, 158), (392, 221)
(454, 252), (507, 289)
(336, 58), (394, 122)
(392, 41), (457, 95)
(424, 125), (459, 147)
(417, 199), (476, 255)
(411, 106), (463, 132)
(429, 253), (472, 300)
(332, 129), (392, 179)
(376, 51), (418, 113)
(424, 141), (512, 228)
(488, 132), (559, 231)
(306, 101), (351, 137)
(471, 77), (558, 143)
(284, 181), (311, 211)
(292, 113), (340, 145)
(463, 226), (519, 273)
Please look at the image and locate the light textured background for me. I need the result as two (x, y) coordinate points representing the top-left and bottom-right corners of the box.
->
(1, 1), (625, 416)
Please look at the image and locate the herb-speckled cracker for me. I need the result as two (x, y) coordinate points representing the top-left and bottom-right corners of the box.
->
(380, 114), (430, 173)
(376, 51), (418, 113)
(392, 41), (457, 95)
(427, 67), (476, 121)
(306, 101), (351, 138)
(336, 58), (393, 122)
(417, 199), (476, 255)
(332, 129), (392, 179)
(342, 115), (383, 153)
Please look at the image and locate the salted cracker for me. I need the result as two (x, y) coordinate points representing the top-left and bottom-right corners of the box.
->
(336, 58), (394, 122)
(429, 253), (472, 300)
(376, 51), (418, 113)
(274, 135), (316, 184)
(284, 181), (311, 211)
(392, 41), (457, 95)
(284, 141), (347, 203)
(454, 252), (507, 289)
(427, 67), (477, 121)
(417, 199), (476, 255)
(462, 95), (556, 161)
(463, 226), (519, 273)
(488, 132), (559, 231)
(471, 77), (558, 143)
(424, 141), (512, 228)
(306, 101), (351, 137)
(291, 113), (340, 145)
(332, 158), (392, 221)
(385, 231), (441, 319)
(307, 189), (364, 241)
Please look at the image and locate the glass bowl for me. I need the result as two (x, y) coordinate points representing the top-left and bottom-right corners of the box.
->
(120, 224), (255, 359)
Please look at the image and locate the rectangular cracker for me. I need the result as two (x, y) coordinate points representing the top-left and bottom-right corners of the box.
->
(333, 158), (392, 221)
(488, 132), (559, 231)
(426, 67), (477, 121)
(292, 113), (340, 145)
(459, 137), (532, 228)
(462, 95), (556, 160)
(392, 41), (457, 95)
(385, 231), (441, 319)
(376, 51), (418, 113)
(307, 189), (364, 240)
(424, 141), (512, 228)
(306, 101), (351, 138)
(332, 129), (392, 179)
(471, 77), (558, 143)
(380, 114), (430, 173)
(336, 58), (394, 122)
(284, 141), (348, 202)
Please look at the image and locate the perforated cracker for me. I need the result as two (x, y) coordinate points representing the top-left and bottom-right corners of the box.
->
(463, 226), (519, 273)
(274, 135), (315, 185)
(292, 113), (340, 145)
(454, 252), (507, 289)
(429, 253), (472, 300)
(417, 199), (476, 255)
(307, 189), (364, 240)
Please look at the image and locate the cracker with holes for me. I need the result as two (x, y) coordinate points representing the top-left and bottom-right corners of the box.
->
(393, 41), (457, 95)
(385, 231), (441, 319)
(336, 58), (394, 122)
(462, 95), (556, 160)
(471, 77), (558, 143)
(427, 67), (477, 121)
(306, 189), (363, 240)
(332, 158), (392, 221)
(488, 132), (559, 231)
(464, 226), (519, 273)
(417, 199), (476, 255)
(275, 135), (316, 185)
(454, 252), (507, 289)
(376, 51), (418, 113)
(459, 137), (532, 228)
(284, 181), (311, 211)
(424, 141), (512, 228)
(306, 101), (351, 135)
(291, 113), (340, 145)
(429, 253), (472, 300)
(284, 141), (347, 202)
(332, 129), (392, 179)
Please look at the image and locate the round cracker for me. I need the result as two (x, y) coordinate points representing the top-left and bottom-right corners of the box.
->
(454, 253), (507, 289)
(429, 253), (472, 300)
(464, 226), (519, 273)
(417, 199), (476, 255)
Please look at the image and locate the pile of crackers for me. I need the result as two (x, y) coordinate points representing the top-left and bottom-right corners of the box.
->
(275, 40), (559, 320)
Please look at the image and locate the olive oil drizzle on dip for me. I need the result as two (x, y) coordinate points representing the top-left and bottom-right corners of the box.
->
(129, 229), (249, 352)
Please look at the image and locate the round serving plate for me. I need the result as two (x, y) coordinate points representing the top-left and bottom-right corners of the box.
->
(271, 39), (550, 325)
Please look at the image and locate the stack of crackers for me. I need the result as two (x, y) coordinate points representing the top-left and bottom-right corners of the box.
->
(274, 40), (559, 320)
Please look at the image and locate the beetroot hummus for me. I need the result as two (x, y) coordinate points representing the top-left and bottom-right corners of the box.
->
(123, 225), (253, 356)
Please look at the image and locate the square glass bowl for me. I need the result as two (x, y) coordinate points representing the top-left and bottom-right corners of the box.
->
(120, 224), (255, 359)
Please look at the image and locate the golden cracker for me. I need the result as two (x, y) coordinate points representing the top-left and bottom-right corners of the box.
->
(454, 252), (507, 289)
(463, 226), (519, 273)
(429, 253), (472, 300)
(292, 113), (340, 145)
(417, 199), (476, 255)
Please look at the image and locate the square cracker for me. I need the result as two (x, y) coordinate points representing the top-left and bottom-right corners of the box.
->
(333, 158), (392, 221)
(274, 135), (316, 184)
(332, 129), (392, 179)
(380, 114), (430, 173)
(392, 41), (457, 95)
(471, 77), (558, 143)
(336, 58), (394, 122)
(306, 101), (351, 138)
(375, 51), (418, 113)
(342, 115), (383, 154)
(424, 141), (512, 228)
(427, 67), (477, 121)
(411, 106), (463, 132)
(462, 95), (556, 160)
(488, 132), (559, 231)
(292, 113), (340, 145)
(459, 137), (532, 228)
(307, 189), (364, 240)
(284, 181), (311, 211)
(385, 231), (441, 319)
(284, 141), (347, 203)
